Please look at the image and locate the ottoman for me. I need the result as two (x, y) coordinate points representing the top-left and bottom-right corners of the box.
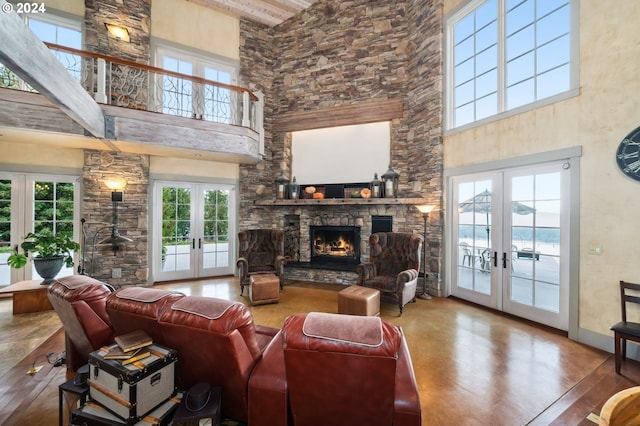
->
(250, 274), (280, 305)
(338, 285), (380, 316)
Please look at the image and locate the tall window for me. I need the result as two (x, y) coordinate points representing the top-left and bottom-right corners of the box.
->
(156, 46), (236, 124)
(446, 0), (576, 130)
(0, 13), (82, 90)
(28, 15), (82, 80)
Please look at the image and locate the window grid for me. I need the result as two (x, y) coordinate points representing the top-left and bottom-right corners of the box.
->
(448, 0), (572, 130)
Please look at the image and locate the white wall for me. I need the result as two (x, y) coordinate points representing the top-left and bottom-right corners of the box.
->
(442, 0), (640, 342)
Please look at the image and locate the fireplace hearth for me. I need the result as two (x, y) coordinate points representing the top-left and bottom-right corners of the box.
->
(310, 225), (361, 266)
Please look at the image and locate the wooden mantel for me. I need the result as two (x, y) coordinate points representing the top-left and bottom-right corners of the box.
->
(275, 98), (404, 132)
(255, 197), (426, 206)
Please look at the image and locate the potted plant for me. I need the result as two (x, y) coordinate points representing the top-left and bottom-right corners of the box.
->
(7, 231), (81, 285)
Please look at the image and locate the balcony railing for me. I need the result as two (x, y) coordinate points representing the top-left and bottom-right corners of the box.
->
(0, 43), (264, 146)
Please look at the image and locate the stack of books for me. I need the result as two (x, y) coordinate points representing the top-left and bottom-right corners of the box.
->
(103, 329), (153, 365)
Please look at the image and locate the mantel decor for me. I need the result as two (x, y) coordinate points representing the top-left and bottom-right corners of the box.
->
(275, 171), (289, 200)
(381, 164), (399, 198)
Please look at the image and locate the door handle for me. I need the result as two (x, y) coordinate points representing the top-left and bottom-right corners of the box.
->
(198, 238), (202, 249)
(502, 252), (507, 269)
(192, 239), (195, 249)
(492, 251), (498, 268)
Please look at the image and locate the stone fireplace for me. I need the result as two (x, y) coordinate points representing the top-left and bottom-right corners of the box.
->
(310, 225), (360, 266)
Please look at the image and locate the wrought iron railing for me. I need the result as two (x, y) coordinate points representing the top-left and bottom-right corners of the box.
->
(0, 43), (264, 141)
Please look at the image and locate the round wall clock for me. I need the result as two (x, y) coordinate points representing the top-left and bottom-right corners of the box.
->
(616, 126), (640, 182)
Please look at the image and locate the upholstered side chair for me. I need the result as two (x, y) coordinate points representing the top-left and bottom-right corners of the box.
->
(356, 232), (423, 315)
(236, 229), (286, 295)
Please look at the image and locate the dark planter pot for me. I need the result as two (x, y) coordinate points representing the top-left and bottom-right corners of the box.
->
(33, 256), (65, 285)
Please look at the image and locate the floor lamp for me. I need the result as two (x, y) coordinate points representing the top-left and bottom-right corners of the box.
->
(416, 205), (435, 300)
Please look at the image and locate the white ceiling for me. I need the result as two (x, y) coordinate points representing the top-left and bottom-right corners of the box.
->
(187, 0), (318, 27)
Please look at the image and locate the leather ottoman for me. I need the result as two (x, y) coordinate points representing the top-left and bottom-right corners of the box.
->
(250, 274), (280, 305)
(338, 285), (380, 316)
(338, 285), (380, 317)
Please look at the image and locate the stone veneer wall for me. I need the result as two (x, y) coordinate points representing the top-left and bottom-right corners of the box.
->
(82, 150), (149, 287)
(239, 0), (444, 293)
(84, 0), (151, 63)
(81, 0), (151, 286)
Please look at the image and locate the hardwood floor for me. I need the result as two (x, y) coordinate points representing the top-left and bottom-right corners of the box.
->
(0, 277), (638, 425)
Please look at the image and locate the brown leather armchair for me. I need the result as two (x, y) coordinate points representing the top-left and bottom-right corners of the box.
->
(248, 312), (422, 426)
(356, 232), (423, 315)
(237, 229), (286, 295)
(158, 296), (278, 422)
(47, 275), (115, 371)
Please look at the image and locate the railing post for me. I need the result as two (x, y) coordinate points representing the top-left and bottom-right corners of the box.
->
(256, 91), (265, 156)
(242, 91), (250, 127)
(95, 58), (107, 104)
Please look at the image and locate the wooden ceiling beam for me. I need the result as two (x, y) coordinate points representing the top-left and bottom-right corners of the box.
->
(275, 99), (405, 133)
(0, 0), (105, 138)
(188, 0), (295, 26)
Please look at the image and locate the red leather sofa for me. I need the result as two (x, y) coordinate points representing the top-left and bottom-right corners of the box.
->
(48, 277), (422, 425)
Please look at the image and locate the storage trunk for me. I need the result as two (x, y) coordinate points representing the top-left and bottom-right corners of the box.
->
(88, 343), (177, 424)
(71, 394), (182, 426)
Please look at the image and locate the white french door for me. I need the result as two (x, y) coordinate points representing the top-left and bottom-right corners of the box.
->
(450, 162), (569, 330)
(0, 173), (80, 286)
(152, 181), (235, 282)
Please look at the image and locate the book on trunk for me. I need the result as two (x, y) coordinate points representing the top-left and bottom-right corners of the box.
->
(102, 346), (142, 360)
(114, 329), (153, 353)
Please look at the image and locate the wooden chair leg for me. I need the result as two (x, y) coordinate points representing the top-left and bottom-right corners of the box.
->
(615, 335), (622, 374)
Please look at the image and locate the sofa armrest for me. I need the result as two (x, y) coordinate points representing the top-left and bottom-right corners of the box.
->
(255, 324), (279, 353)
(249, 332), (289, 426)
(396, 268), (419, 287)
(394, 328), (422, 426)
(356, 262), (377, 283)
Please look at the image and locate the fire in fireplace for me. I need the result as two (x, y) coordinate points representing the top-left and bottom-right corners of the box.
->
(310, 226), (361, 265)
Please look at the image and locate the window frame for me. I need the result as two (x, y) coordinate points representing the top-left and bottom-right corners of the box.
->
(153, 41), (239, 122)
(444, 0), (580, 134)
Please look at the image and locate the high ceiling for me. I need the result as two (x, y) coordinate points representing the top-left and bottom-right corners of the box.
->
(187, 0), (318, 27)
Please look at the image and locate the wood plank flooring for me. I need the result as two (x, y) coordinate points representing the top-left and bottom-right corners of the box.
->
(0, 277), (638, 425)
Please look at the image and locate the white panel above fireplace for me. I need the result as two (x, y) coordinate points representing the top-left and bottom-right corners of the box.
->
(291, 121), (391, 184)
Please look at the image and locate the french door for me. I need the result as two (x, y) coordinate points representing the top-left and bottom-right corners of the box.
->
(0, 173), (79, 286)
(152, 181), (235, 282)
(450, 162), (569, 330)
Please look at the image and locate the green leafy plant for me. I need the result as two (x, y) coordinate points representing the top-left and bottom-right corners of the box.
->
(7, 231), (80, 269)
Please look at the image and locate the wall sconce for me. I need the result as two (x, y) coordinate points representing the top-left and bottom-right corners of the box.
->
(416, 204), (435, 300)
(100, 178), (132, 253)
(105, 23), (130, 42)
(381, 164), (400, 198)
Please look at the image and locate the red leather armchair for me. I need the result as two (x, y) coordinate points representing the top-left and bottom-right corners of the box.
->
(249, 312), (422, 426)
(356, 232), (423, 315)
(47, 275), (115, 371)
(237, 229), (286, 295)
(158, 296), (278, 422)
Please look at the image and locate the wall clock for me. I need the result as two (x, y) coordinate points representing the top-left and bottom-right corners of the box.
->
(616, 126), (640, 182)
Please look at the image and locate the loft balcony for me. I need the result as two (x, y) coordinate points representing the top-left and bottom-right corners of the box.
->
(0, 42), (264, 164)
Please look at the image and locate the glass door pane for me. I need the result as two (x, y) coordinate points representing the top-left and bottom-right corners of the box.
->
(0, 179), (12, 285)
(452, 176), (499, 308)
(198, 187), (233, 276)
(504, 167), (565, 329)
(161, 186), (193, 275)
